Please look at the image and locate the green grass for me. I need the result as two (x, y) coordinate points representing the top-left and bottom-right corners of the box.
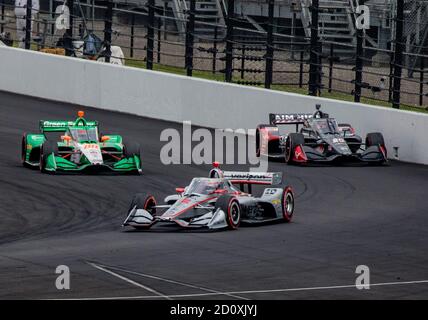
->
(125, 58), (428, 114)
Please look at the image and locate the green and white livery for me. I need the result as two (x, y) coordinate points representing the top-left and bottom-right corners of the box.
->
(21, 111), (142, 174)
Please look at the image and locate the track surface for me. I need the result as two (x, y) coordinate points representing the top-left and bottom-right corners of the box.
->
(0, 91), (428, 299)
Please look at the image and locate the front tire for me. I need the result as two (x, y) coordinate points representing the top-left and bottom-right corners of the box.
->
(21, 133), (29, 167)
(285, 133), (305, 164)
(282, 186), (295, 222)
(123, 140), (142, 175)
(39, 141), (58, 173)
(215, 195), (241, 230)
(366, 132), (385, 148)
(366, 132), (387, 161)
(123, 141), (141, 158)
(128, 193), (156, 230)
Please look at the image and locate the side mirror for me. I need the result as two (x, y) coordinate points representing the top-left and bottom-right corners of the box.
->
(61, 135), (71, 141)
(213, 189), (227, 194)
(176, 187), (185, 193)
(101, 136), (110, 142)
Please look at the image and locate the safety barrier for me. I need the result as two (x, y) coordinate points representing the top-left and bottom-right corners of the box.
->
(1, 45), (427, 164)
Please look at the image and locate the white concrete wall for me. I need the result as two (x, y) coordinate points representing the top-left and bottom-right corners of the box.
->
(0, 45), (427, 164)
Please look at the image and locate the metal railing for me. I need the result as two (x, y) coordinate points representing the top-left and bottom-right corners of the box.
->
(1, 0), (427, 109)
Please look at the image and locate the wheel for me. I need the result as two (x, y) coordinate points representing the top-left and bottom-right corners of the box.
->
(365, 132), (385, 147)
(39, 140), (58, 173)
(21, 133), (29, 167)
(255, 126), (269, 157)
(285, 133), (305, 164)
(128, 193), (157, 230)
(366, 132), (387, 159)
(282, 186), (295, 222)
(123, 140), (142, 174)
(255, 127), (261, 157)
(255, 125), (277, 157)
(123, 140), (141, 158)
(215, 195), (241, 230)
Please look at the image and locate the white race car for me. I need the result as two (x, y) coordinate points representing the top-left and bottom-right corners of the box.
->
(123, 163), (295, 230)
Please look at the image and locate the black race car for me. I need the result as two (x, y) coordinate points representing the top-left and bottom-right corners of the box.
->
(256, 104), (387, 165)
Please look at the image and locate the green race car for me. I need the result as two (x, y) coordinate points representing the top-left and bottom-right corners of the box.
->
(21, 111), (142, 174)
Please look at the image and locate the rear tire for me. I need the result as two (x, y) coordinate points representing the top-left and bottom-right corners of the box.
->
(129, 193), (157, 230)
(282, 186), (295, 222)
(285, 133), (305, 164)
(39, 140), (58, 173)
(215, 195), (241, 230)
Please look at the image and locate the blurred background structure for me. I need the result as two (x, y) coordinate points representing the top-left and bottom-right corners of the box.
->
(0, 0), (427, 109)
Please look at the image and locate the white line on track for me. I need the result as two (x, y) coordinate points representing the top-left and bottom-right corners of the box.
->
(53, 278), (428, 300)
(92, 262), (248, 300)
(86, 261), (171, 300)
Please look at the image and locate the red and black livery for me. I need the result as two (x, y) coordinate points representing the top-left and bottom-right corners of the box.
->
(256, 104), (387, 165)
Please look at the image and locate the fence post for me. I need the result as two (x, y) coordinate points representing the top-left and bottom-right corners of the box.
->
(212, 25), (218, 74)
(318, 42), (323, 95)
(354, 4), (364, 103)
(146, 0), (155, 69)
(308, 0), (320, 96)
(299, 50), (304, 88)
(1, 1), (5, 33)
(420, 58), (425, 106)
(67, 0), (74, 38)
(392, 0), (404, 109)
(264, 0), (274, 89)
(328, 43), (334, 93)
(185, 0), (195, 76)
(104, 0), (113, 63)
(130, 14), (135, 58)
(157, 17), (161, 63)
(240, 45), (246, 79)
(225, 0), (235, 82)
(25, 0), (32, 50)
(388, 52), (394, 102)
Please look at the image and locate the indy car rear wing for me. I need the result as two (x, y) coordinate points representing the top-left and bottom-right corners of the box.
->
(269, 113), (313, 126)
(39, 120), (99, 132)
(209, 162), (283, 193)
(222, 171), (283, 186)
(39, 111), (98, 133)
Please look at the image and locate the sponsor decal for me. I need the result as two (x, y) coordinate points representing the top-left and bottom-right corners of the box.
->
(271, 113), (313, 124)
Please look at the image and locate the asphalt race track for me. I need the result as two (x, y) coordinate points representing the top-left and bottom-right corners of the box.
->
(0, 90), (427, 299)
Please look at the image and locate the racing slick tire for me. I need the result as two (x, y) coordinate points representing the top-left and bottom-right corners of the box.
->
(256, 125), (279, 157)
(282, 186), (295, 222)
(123, 140), (142, 175)
(21, 133), (31, 168)
(215, 195), (241, 230)
(255, 124), (270, 157)
(285, 133), (305, 164)
(129, 193), (157, 230)
(123, 141), (141, 158)
(366, 132), (387, 161)
(39, 140), (58, 173)
(365, 132), (385, 148)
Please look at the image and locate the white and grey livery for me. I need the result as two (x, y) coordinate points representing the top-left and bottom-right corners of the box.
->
(123, 163), (295, 230)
